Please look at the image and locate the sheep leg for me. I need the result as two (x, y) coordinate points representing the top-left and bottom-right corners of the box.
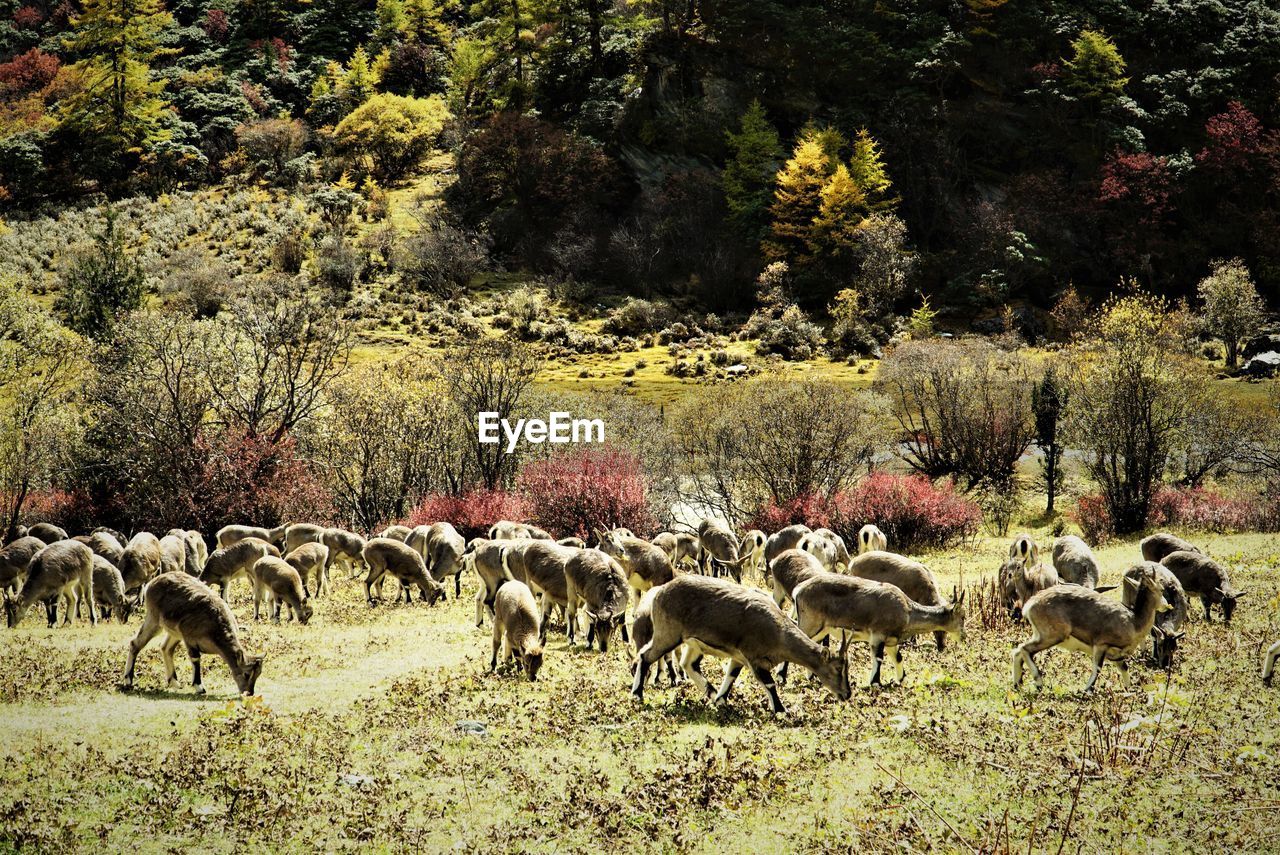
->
(43, 597), (56, 628)
(253, 582), (263, 621)
(160, 633), (182, 687)
(364, 567), (385, 606)
(631, 631), (682, 702)
(869, 639), (887, 687)
(538, 592), (552, 641)
(565, 583), (579, 646)
(272, 599), (282, 624)
(680, 649), (711, 699)
(891, 644), (905, 684)
(711, 661), (744, 706)
(475, 584), (488, 628)
(490, 623), (501, 672)
(1200, 594), (1213, 623)
(187, 645), (204, 694)
(1262, 641), (1280, 685)
(1082, 646), (1107, 693)
(751, 664), (785, 714)
(121, 610), (164, 689)
(454, 573), (461, 599)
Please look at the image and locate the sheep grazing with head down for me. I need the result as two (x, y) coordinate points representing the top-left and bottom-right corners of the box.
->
(120, 572), (263, 696)
(283, 523), (325, 555)
(1140, 532), (1201, 564)
(285, 542), (330, 598)
(763, 524), (811, 569)
(322, 528), (366, 579)
(846, 550), (953, 650)
(200, 538), (280, 600)
(564, 549), (629, 652)
(1123, 562), (1187, 669)
(90, 555), (131, 623)
(86, 531), (125, 566)
(27, 522), (68, 544)
(1051, 535), (1101, 589)
(418, 522), (467, 599)
(216, 524), (288, 550)
(768, 548), (829, 613)
(491, 580), (544, 681)
(595, 528), (674, 606)
(0, 536), (44, 594)
(741, 529), (767, 576)
(120, 532), (163, 597)
(361, 537), (444, 606)
(158, 534), (188, 576)
(651, 531), (699, 570)
(1159, 550), (1245, 624)
(250, 556), (313, 624)
(1012, 562), (1170, 693)
(4, 540), (96, 628)
(696, 518), (749, 581)
(489, 521), (553, 541)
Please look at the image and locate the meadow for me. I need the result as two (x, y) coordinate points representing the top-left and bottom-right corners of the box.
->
(1, 531), (1278, 853)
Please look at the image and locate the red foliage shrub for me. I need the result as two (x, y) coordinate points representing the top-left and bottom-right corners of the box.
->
(1072, 494), (1114, 544)
(203, 8), (229, 42)
(13, 6), (43, 28)
(1197, 101), (1277, 172)
(745, 494), (837, 534)
(1098, 150), (1175, 226)
(1147, 486), (1253, 533)
(193, 432), (334, 532)
(517, 447), (658, 540)
(404, 489), (530, 541)
(0, 49), (61, 97)
(835, 472), (981, 552)
(13, 489), (97, 534)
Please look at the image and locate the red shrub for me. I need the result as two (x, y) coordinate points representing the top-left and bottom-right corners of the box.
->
(745, 494), (837, 534)
(12, 489), (97, 534)
(404, 489), (530, 541)
(0, 49), (61, 97)
(1072, 494), (1114, 544)
(203, 8), (229, 42)
(835, 472), (981, 552)
(517, 447), (658, 540)
(1147, 486), (1253, 533)
(13, 6), (43, 28)
(193, 432), (334, 532)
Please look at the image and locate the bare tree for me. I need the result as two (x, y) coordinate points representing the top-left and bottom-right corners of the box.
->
(204, 281), (351, 442)
(668, 380), (887, 524)
(0, 283), (91, 539)
(441, 338), (542, 490)
(877, 338), (1034, 491)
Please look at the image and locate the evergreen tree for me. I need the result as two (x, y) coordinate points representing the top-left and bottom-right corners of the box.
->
(722, 100), (782, 244)
(56, 208), (146, 340)
(1064, 29), (1127, 100)
(809, 163), (867, 260)
(404, 0), (448, 45)
(59, 0), (174, 165)
(343, 46), (378, 105)
(1032, 364), (1069, 513)
(849, 129), (893, 210)
(764, 129), (835, 264)
(373, 0), (408, 46)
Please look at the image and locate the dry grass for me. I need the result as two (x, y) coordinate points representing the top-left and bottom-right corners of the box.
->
(1, 531), (1278, 851)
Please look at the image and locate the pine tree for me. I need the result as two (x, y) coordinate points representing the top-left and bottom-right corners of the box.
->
(56, 207), (146, 340)
(373, 0), (408, 46)
(809, 163), (867, 260)
(59, 0), (174, 163)
(1064, 29), (1127, 100)
(722, 100), (782, 244)
(849, 129), (893, 210)
(764, 130), (835, 263)
(403, 0), (449, 44)
(342, 46), (378, 105)
(1032, 365), (1069, 513)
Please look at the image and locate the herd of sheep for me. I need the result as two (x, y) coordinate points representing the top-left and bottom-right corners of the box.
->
(1, 517), (1276, 712)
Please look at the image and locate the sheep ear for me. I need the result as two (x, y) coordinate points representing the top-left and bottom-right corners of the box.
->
(837, 633), (850, 661)
(1151, 626), (1166, 641)
(1233, 590), (1248, 599)
(1171, 631), (1186, 641)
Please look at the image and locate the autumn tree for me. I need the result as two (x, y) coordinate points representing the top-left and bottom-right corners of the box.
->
(1197, 258), (1266, 368)
(59, 0), (174, 167)
(764, 129), (833, 264)
(332, 93), (450, 180)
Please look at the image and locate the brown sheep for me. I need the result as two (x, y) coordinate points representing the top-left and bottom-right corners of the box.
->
(361, 537), (444, 606)
(200, 538), (281, 600)
(4, 540), (95, 628)
(285, 542), (330, 598)
(491, 580), (544, 681)
(564, 549), (629, 652)
(1159, 550), (1245, 624)
(0, 535), (44, 594)
(120, 532), (163, 597)
(251, 556), (314, 624)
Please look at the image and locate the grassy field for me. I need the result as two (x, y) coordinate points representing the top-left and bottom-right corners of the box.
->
(2, 531), (1278, 852)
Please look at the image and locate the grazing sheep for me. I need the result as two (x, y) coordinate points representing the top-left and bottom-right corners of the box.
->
(810, 529), (851, 569)
(798, 532), (842, 573)
(250, 557), (313, 624)
(92, 526), (128, 545)
(322, 528), (366, 578)
(652, 531), (700, 570)
(558, 536), (586, 549)
(361, 537), (444, 606)
(119, 533), (163, 598)
(508, 540), (579, 633)
(632, 574), (851, 714)
(165, 529), (201, 575)
(0, 536), (44, 593)
(27, 522), (69, 544)
(1159, 550), (1245, 624)
(1051, 535), (1101, 589)
(630, 587), (681, 688)
(284, 523), (325, 555)
(216, 524), (288, 550)
(1123, 562), (1187, 669)
(4, 540), (96, 628)
(697, 518), (748, 581)
(1263, 640), (1280, 686)
(90, 555), (131, 623)
(847, 550), (951, 651)
(763, 524), (812, 568)
(422, 522), (467, 598)
(185, 530), (209, 572)
(489, 521), (553, 541)
(1002, 556), (1060, 618)
(595, 529), (674, 606)
(200, 538), (280, 600)
(741, 529), (767, 576)
(120, 573), (263, 696)
(793, 574), (966, 686)
(1141, 532), (1201, 563)
(86, 531), (125, 566)
(467, 538), (519, 626)
(491, 580), (544, 681)
(158, 534), (188, 576)
(285, 542), (330, 598)
(564, 549), (629, 652)
(857, 524), (888, 555)
(1012, 563), (1170, 693)
(377, 524), (412, 542)
(768, 548), (828, 612)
